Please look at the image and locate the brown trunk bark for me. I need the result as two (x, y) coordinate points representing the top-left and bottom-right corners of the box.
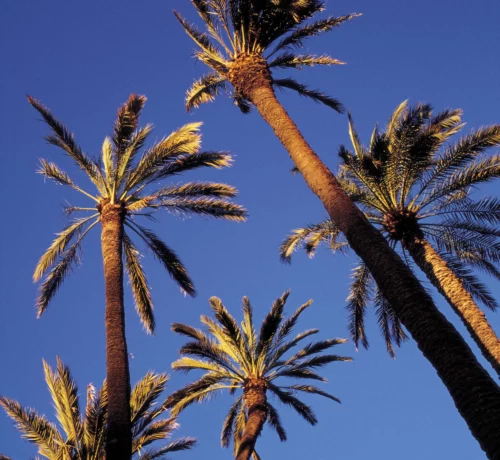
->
(239, 74), (500, 457)
(101, 203), (132, 460)
(236, 381), (268, 460)
(406, 235), (500, 376)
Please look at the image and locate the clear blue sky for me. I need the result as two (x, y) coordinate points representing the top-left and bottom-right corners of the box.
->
(1, 1), (499, 458)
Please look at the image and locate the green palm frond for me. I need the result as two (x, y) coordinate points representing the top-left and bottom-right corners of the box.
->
(169, 292), (350, 453)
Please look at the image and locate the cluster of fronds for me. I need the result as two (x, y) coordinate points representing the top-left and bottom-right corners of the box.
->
(0, 357), (195, 459)
(30, 94), (247, 333)
(165, 291), (350, 455)
(281, 101), (500, 355)
(175, 0), (360, 113)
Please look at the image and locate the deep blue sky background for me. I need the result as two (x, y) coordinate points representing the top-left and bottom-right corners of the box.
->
(1, 1), (500, 458)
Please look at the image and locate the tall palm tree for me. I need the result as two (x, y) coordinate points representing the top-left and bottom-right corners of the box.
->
(29, 94), (246, 459)
(174, 3), (500, 455)
(0, 357), (196, 460)
(280, 102), (500, 374)
(165, 291), (351, 460)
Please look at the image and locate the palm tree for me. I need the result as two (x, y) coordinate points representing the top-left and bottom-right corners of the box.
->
(0, 357), (196, 460)
(174, 2), (500, 455)
(29, 94), (246, 459)
(281, 102), (500, 373)
(165, 291), (351, 460)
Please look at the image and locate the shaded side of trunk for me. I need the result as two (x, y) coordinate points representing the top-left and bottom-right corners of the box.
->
(101, 203), (132, 460)
(242, 77), (500, 457)
(236, 381), (268, 460)
(406, 235), (500, 376)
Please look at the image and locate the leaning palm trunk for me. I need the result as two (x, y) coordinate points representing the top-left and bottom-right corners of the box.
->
(229, 59), (500, 457)
(406, 235), (500, 376)
(236, 382), (268, 460)
(101, 202), (132, 459)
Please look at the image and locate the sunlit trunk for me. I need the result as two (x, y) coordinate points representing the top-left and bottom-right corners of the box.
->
(101, 203), (132, 459)
(236, 381), (268, 460)
(406, 235), (500, 376)
(229, 58), (500, 457)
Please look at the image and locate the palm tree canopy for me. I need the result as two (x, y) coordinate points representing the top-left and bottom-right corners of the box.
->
(174, 0), (360, 113)
(281, 101), (500, 353)
(0, 357), (196, 460)
(30, 94), (247, 333)
(166, 291), (351, 454)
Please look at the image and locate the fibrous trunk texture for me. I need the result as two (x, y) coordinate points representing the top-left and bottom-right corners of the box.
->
(406, 235), (500, 376)
(101, 203), (132, 460)
(230, 58), (500, 458)
(236, 380), (268, 460)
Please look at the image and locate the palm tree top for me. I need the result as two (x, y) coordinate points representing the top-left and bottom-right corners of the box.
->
(174, 0), (360, 112)
(280, 101), (500, 353)
(30, 94), (247, 332)
(0, 357), (196, 460)
(166, 291), (351, 452)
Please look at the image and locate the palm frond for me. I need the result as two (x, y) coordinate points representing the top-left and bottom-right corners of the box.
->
(127, 222), (195, 297)
(138, 437), (197, 460)
(273, 78), (344, 112)
(186, 73), (228, 111)
(36, 219), (98, 316)
(130, 372), (168, 426)
(267, 402), (287, 441)
(0, 397), (62, 458)
(268, 384), (317, 425)
(33, 214), (98, 282)
(221, 396), (243, 447)
(43, 358), (83, 447)
(28, 96), (105, 194)
(269, 53), (344, 69)
(269, 14), (361, 55)
(346, 263), (373, 350)
(123, 233), (155, 334)
(155, 197), (247, 221)
(285, 384), (341, 403)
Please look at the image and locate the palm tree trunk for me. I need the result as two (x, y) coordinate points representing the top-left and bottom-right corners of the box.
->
(234, 66), (500, 457)
(236, 383), (268, 460)
(101, 203), (132, 460)
(406, 235), (500, 376)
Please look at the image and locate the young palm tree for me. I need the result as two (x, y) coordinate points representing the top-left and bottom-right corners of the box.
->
(165, 291), (351, 460)
(174, 2), (500, 455)
(0, 357), (196, 460)
(280, 102), (500, 373)
(30, 94), (246, 459)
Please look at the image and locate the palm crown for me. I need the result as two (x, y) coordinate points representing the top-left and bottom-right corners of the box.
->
(174, 0), (359, 113)
(165, 291), (351, 456)
(30, 94), (246, 333)
(281, 101), (500, 354)
(0, 358), (195, 460)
